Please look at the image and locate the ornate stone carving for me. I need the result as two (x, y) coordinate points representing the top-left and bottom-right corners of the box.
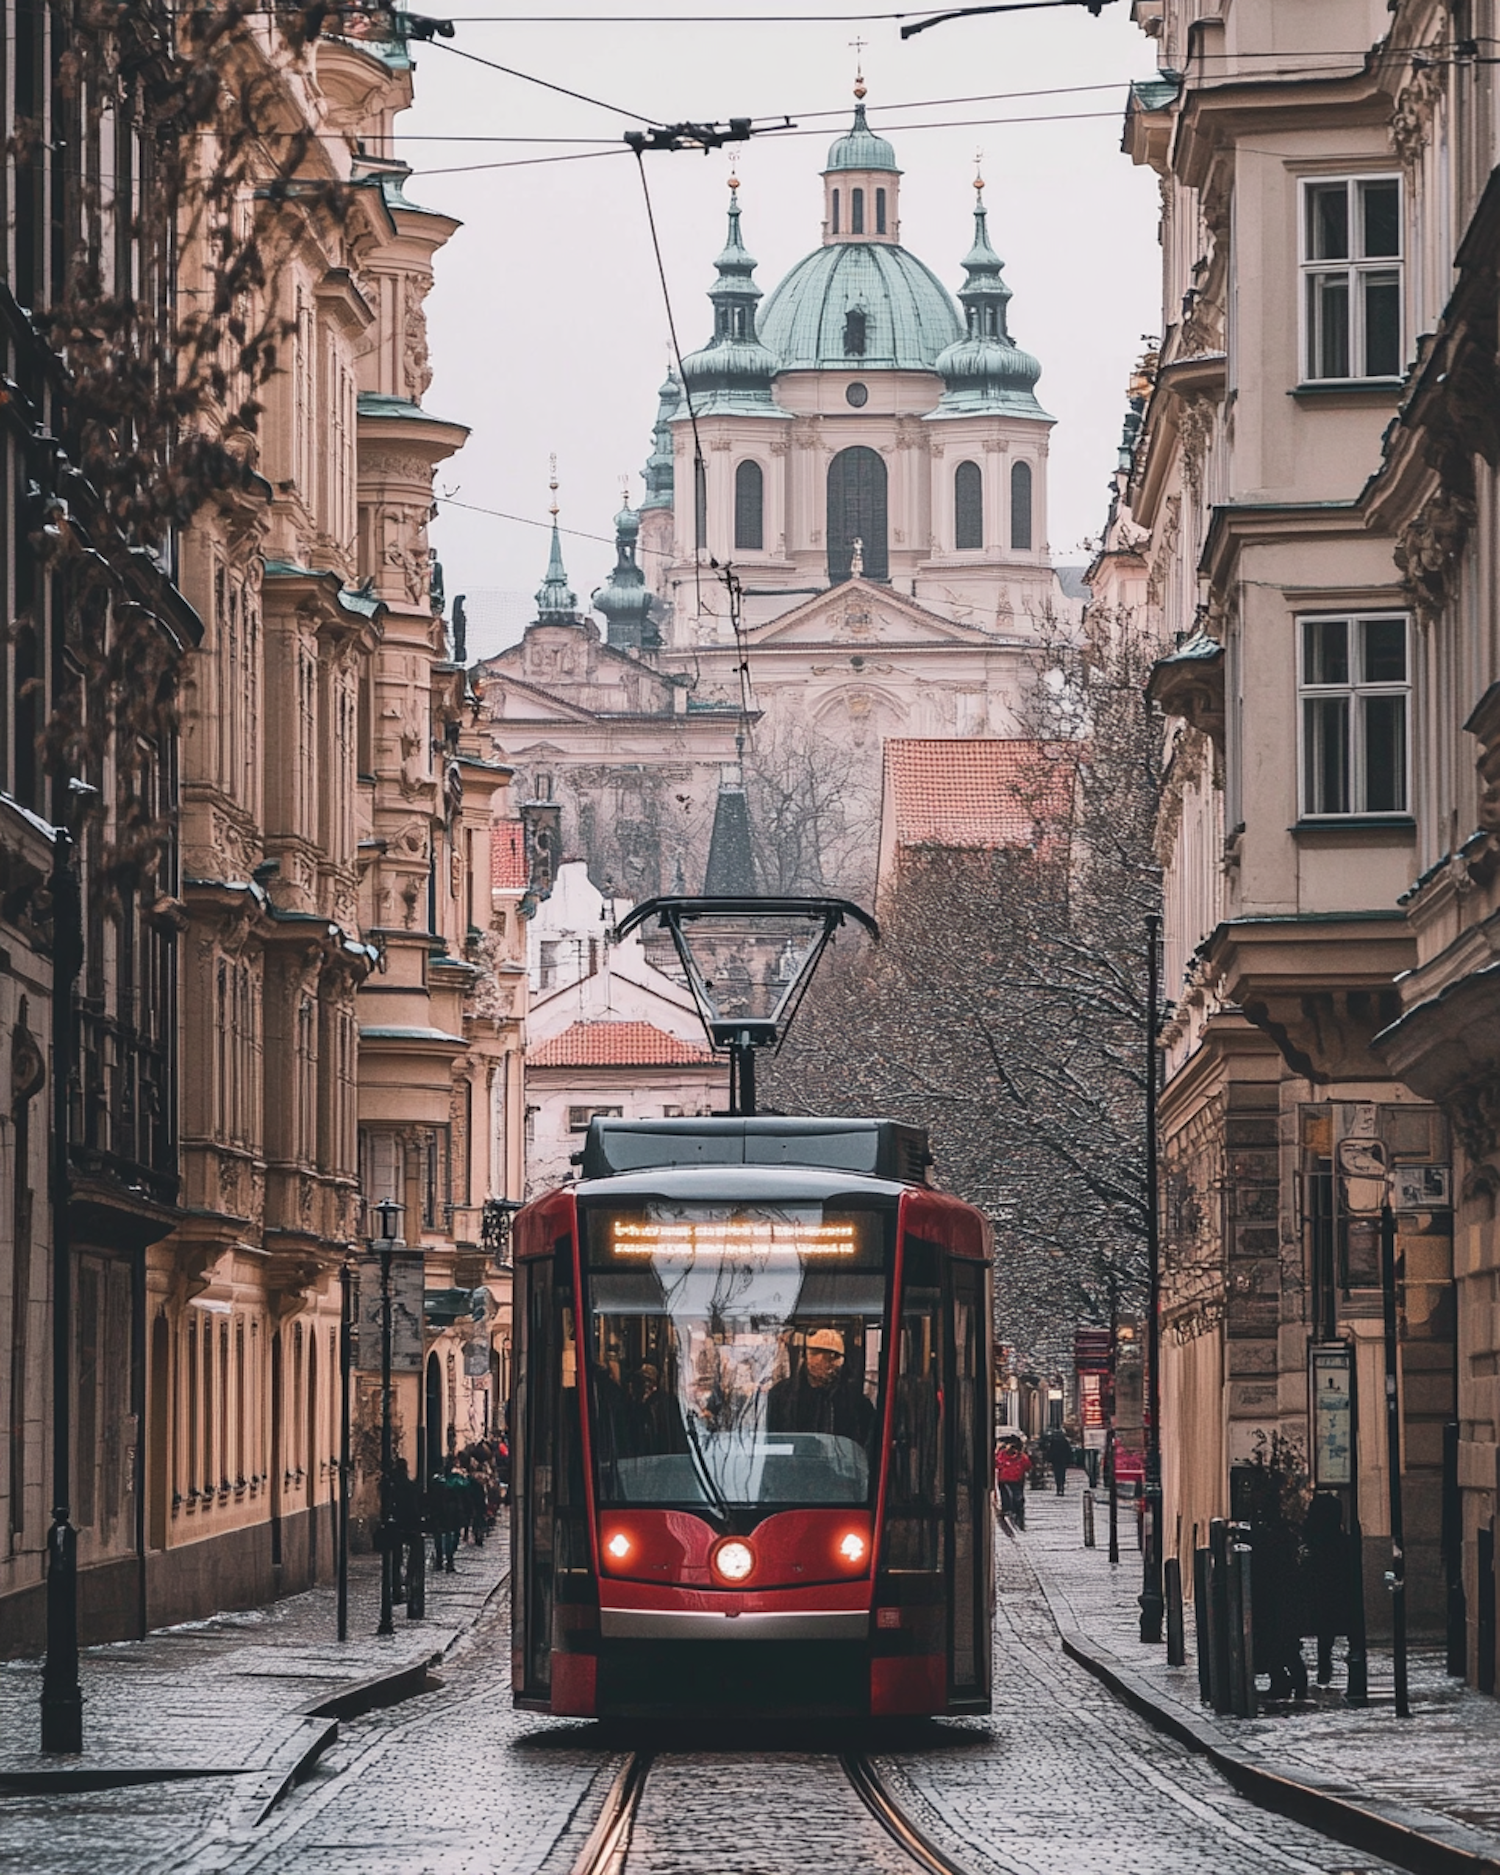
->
(1178, 398), (1214, 494)
(1394, 488), (1475, 624)
(1391, 61), (1442, 168)
(402, 275), (433, 400)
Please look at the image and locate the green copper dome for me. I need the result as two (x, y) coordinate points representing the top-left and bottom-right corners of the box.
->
(826, 98), (898, 173)
(760, 241), (961, 373)
(535, 508), (577, 623)
(591, 505), (658, 653)
(679, 186), (783, 416)
(639, 366), (679, 512)
(932, 183), (1048, 418)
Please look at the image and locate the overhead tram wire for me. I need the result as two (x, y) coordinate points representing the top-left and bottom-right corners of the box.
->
(425, 35), (663, 124)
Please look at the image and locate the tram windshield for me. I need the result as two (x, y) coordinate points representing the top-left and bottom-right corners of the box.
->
(581, 1201), (890, 1511)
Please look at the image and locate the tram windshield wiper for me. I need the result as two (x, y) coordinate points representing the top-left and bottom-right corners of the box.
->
(681, 1405), (732, 1526)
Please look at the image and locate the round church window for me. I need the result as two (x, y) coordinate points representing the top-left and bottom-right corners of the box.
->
(845, 382), (869, 408)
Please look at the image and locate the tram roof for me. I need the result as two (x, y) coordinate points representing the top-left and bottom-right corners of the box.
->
(573, 1163), (913, 1206)
(580, 1116), (932, 1184)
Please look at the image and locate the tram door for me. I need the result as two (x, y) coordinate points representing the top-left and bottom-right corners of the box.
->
(948, 1259), (991, 1702)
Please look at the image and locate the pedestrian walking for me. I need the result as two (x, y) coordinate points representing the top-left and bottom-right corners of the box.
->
(1044, 1426), (1073, 1495)
(1301, 1491), (1351, 1687)
(995, 1437), (1032, 1527)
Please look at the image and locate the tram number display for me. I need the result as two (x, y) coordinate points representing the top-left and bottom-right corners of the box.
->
(591, 1203), (887, 1268)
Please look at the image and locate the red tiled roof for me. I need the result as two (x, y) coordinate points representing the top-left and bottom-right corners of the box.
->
(492, 819), (528, 891)
(884, 739), (1074, 849)
(529, 1021), (719, 1069)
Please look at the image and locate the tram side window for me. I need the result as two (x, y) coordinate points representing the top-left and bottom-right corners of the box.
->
(886, 1240), (945, 1571)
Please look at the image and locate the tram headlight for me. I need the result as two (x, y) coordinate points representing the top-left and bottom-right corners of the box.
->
(838, 1530), (867, 1566)
(604, 1530), (633, 1564)
(712, 1538), (755, 1583)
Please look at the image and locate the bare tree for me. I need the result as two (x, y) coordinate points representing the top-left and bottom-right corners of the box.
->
(744, 711), (881, 901)
(765, 608), (1165, 1371)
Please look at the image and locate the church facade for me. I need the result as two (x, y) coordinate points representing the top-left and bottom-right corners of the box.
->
(474, 90), (1081, 901)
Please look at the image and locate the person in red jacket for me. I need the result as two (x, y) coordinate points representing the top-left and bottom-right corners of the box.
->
(994, 1437), (1032, 1527)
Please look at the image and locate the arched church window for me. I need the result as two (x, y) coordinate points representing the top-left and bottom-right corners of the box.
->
(876, 189), (887, 234)
(1010, 459), (1033, 551)
(827, 446), (888, 584)
(851, 188), (865, 234)
(734, 459), (764, 551)
(955, 461), (983, 551)
(831, 189), (840, 234)
(843, 308), (867, 357)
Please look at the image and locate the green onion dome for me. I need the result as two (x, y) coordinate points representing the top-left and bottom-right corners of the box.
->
(931, 181), (1048, 418)
(825, 97), (898, 173)
(678, 182), (783, 416)
(591, 504), (658, 653)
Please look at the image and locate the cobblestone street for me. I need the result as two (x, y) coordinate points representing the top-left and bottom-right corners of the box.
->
(2, 1494), (1454, 1874)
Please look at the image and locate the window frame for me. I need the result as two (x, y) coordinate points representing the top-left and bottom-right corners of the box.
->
(733, 457), (764, 552)
(1295, 610), (1412, 820)
(954, 460), (983, 552)
(1298, 173), (1404, 385)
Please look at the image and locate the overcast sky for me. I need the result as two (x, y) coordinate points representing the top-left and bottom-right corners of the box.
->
(393, 2), (1164, 659)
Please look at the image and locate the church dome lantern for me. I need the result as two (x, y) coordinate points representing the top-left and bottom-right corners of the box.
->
(592, 498), (660, 655)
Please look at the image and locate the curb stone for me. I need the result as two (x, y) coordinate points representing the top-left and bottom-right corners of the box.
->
(1056, 1627), (1500, 1875)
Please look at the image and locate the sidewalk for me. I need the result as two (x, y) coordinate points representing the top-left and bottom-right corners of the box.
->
(1018, 1479), (1500, 1875)
(0, 1530), (508, 1799)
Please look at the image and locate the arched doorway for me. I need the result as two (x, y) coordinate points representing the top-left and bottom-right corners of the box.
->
(826, 446), (888, 584)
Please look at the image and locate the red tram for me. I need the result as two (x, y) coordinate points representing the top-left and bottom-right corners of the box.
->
(511, 1116), (994, 1720)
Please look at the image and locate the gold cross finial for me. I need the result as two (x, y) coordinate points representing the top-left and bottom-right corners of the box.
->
(974, 147), (985, 192)
(620, 474), (631, 508)
(548, 453), (559, 516)
(850, 35), (867, 98)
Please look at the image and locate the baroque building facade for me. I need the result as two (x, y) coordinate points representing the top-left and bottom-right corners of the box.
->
(1, 8), (525, 1653)
(1115, 0), (1499, 1682)
(475, 93), (1083, 903)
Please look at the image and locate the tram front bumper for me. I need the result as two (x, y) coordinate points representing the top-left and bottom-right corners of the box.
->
(599, 1606), (868, 1641)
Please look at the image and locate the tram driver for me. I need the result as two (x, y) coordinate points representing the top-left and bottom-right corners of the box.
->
(767, 1328), (874, 1444)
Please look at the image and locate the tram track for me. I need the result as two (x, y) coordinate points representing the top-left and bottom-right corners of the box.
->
(568, 1748), (972, 1875)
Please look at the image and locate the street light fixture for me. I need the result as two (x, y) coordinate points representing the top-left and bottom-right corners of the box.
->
(369, 1197), (405, 1639)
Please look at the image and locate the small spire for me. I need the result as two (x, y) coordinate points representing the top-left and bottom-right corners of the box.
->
(535, 460), (577, 623)
(849, 33), (868, 99)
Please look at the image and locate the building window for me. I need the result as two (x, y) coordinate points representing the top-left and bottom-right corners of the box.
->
(875, 188), (887, 234)
(569, 1104), (623, 1133)
(843, 308), (866, 357)
(1302, 176), (1401, 381)
(826, 446), (888, 583)
(734, 459), (764, 550)
(851, 188), (864, 234)
(954, 461), (983, 550)
(831, 188), (840, 234)
(1010, 460), (1033, 551)
(1299, 614), (1410, 816)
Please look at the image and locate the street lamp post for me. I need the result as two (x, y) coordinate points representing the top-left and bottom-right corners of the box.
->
(41, 826), (84, 1753)
(337, 1250), (353, 1643)
(1140, 913), (1165, 1644)
(371, 1197), (404, 1640)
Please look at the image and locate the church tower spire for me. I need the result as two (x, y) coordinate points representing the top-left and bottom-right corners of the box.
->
(933, 174), (1046, 417)
(678, 178), (780, 413)
(592, 484), (658, 655)
(535, 466), (578, 622)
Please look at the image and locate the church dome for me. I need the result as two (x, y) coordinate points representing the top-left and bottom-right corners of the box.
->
(931, 180), (1049, 418)
(760, 242), (961, 373)
(825, 99), (898, 173)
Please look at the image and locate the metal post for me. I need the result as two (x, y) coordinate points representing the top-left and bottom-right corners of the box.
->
(1106, 1428), (1119, 1564)
(1443, 1419), (1466, 1678)
(1140, 912), (1164, 1644)
(1082, 1488), (1095, 1548)
(1228, 1539), (1256, 1718)
(1208, 1517), (1230, 1713)
(1165, 1555), (1186, 1666)
(1381, 1202), (1409, 1717)
(1192, 1545), (1212, 1701)
(41, 827), (83, 1754)
(736, 1039), (756, 1116)
(1345, 1505), (1369, 1705)
(337, 1255), (352, 1642)
(378, 1242), (395, 1638)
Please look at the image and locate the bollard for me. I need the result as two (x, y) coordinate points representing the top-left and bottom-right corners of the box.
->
(1192, 1546), (1212, 1701)
(1229, 1541), (1257, 1717)
(1083, 1489), (1096, 1549)
(1165, 1556), (1186, 1667)
(1208, 1518), (1231, 1713)
(1136, 1481), (1146, 1553)
(406, 1530), (426, 1620)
